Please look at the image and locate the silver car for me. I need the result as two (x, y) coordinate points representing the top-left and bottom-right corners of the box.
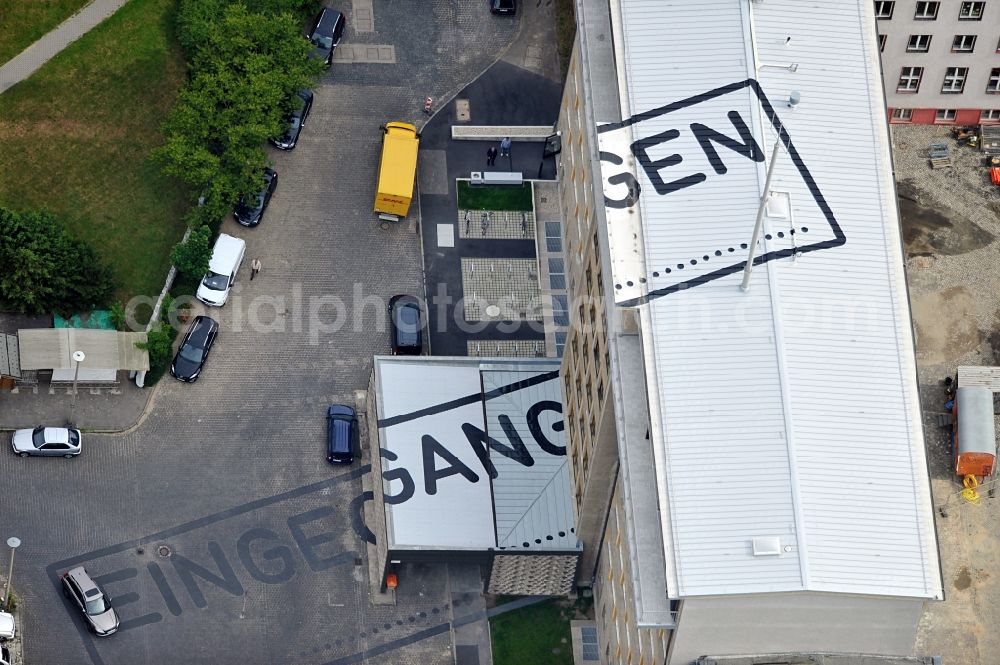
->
(11, 427), (81, 458)
(10, 427), (83, 457)
(61, 567), (119, 636)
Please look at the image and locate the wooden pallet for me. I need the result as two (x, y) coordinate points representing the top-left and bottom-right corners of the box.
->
(929, 156), (953, 169)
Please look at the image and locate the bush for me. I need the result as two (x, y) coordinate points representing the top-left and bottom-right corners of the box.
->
(0, 207), (117, 314)
(109, 302), (127, 331)
(170, 225), (213, 277)
(136, 320), (177, 386)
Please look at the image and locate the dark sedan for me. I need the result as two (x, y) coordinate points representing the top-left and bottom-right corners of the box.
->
(306, 6), (345, 68)
(490, 0), (516, 15)
(326, 404), (357, 464)
(271, 89), (313, 150)
(234, 168), (277, 227)
(171, 316), (219, 382)
(388, 294), (423, 355)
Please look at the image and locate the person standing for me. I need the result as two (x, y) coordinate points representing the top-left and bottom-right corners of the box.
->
(499, 136), (512, 158)
(487, 146), (498, 166)
(250, 257), (262, 280)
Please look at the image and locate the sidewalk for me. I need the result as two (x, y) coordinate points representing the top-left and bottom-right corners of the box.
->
(0, 380), (149, 432)
(0, 0), (131, 95)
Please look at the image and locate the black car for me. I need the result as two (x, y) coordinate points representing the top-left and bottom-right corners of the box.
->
(307, 7), (345, 68)
(326, 404), (357, 464)
(388, 294), (423, 355)
(171, 316), (219, 383)
(234, 168), (277, 227)
(490, 0), (516, 15)
(271, 89), (314, 150)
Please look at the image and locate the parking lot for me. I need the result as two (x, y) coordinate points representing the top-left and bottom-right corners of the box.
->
(0, 2), (519, 663)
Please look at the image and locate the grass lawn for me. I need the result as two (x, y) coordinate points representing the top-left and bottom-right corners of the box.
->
(0, 0), (189, 305)
(0, 0), (93, 66)
(457, 181), (534, 212)
(490, 599), (579, 665)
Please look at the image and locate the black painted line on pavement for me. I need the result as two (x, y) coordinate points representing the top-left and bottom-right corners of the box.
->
(46, 465), (368, 665)
(377, 370), (559, 428)
(319, 623), (452, 665)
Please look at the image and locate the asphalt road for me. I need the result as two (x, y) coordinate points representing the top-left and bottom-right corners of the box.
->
(0, 2), (517, 663)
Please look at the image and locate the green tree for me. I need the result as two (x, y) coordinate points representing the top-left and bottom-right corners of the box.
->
(155, 1), (321, 223)
(0, 207), (116, 314)
(170, 224), (213, 276)
(136, 321), (177, 385)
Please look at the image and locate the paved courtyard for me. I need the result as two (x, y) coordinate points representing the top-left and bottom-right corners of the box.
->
(0, 2), (519, 664)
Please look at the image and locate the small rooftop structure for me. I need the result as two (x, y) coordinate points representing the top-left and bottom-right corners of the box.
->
(18, 328), (148, 382)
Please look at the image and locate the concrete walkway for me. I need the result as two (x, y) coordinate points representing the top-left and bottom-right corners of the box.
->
(0, 0), (131, 95)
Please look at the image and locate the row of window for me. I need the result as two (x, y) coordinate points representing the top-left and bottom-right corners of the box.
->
(897, 66), (1000, 93)
(892, 108), (1000, 121)
(879, 33), (1000, 53)
(876, 1), (986, 20)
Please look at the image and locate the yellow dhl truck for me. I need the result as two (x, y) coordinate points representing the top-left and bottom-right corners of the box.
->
(374, 122), (419, 221)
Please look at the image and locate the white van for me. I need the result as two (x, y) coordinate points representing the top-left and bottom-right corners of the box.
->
(196, 233), (246, 307)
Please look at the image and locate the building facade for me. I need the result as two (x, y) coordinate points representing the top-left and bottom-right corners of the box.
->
(877, 0), (1000, 124)
(557, 1), (943, 664)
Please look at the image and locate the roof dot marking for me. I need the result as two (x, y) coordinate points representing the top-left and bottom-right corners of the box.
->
(651, 228), (806, 280)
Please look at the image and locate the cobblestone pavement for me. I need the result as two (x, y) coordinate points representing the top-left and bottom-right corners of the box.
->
(0, 2), (518, 664)
(889, 125), (1000, 663)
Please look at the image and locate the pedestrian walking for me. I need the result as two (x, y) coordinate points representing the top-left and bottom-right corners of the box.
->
(250, 257), (262, 280)
(487, 146), (498, 166)
(423, 97), (433, 115)
(499, 136), (512, 158)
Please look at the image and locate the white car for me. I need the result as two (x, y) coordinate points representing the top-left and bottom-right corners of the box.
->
(11, 427), (81, 458)
(0, 611), (14, 640)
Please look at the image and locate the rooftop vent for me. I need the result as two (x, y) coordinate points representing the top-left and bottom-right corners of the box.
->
(751, 536), (782, 556)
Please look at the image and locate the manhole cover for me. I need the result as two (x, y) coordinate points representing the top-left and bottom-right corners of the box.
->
(485, 305), (501, 317)
(455, 99), (470, 122)
(157, 545), (172, 558)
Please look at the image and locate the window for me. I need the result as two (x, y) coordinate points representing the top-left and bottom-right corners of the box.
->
(952, 35), (977, 51)
(892, 108), (914, 121)
(942, 67), (968, 93)
(988, 68), (1000, 93)
(875, 1), (894, 18)
(879, 34), (887, 51)
(935, 108), (957, 122)
(907, 34), (932, 51)
(897, 66), (923, 92)
(981, 109), (1000, 121)
(914, 1), (939, 19)
(959, 1), (985, 19)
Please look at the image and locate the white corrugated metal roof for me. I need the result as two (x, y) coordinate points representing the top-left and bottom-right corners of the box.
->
(601, 0), (941, 599)
(374, 357), (579, 552)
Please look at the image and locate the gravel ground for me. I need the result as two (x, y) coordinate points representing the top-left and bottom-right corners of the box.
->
(892, 124), (1000, 664)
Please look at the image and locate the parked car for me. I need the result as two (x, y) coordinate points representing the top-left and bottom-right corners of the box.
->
(0, 612), (13, 641)
(61, 567), (120, 637)
(306, 6), (345, 68)
(271, 90), (314, 150)
(171, 316), (219, 383)
(196, 233), (246, 307)
(388, 294), (423, 355)
(234, 168), (278, 227)
(11, 427), (81, 458)
(490, 0), (516, 15)
(326, 405), (357, 464)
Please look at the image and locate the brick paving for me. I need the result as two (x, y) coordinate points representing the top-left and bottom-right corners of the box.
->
(461, 258), (542, 321)
(0, 2), (521, 664)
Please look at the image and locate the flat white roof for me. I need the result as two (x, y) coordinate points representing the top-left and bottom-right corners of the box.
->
(599, 0), (941, 599)
(373, 357), (578, 552)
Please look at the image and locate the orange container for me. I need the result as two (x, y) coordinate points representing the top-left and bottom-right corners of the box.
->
(991, 167), (1000, 186)
(957, 452), (995, 477)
